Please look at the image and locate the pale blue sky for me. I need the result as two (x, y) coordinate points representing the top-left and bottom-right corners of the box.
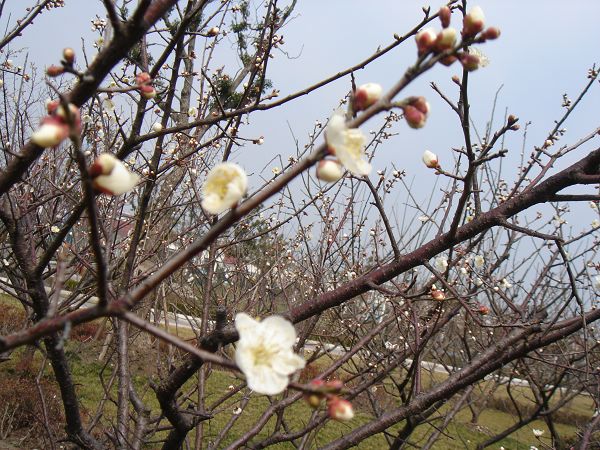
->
(2, 1), (599, 217)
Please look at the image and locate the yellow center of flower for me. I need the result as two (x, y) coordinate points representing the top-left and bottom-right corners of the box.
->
(343, 129), (365, 159)
(205, 168), (236, 198)
(252, 340), (277, 367)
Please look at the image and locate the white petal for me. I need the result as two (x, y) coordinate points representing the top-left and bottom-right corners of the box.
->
(246, 365), (289, 395)
(260, 315), (297, 347)
(271, 352), (305, 375)
(234, 312), (258, 337)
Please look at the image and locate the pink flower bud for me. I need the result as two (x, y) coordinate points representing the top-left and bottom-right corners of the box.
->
(422, 150), (439, 168)
(415, 28), (437, 55)
(412, 97), (430, 116)
(353, 83), (383, 111)
(46, 65), (64, 77)
(403, 105), (426, 129)
(482, 27), (501, 40)
(478, 305), (490, 315)
(439, 6), (451, 28)
(463, 6), (485, 38)
(431, 289), (446, 301)
(316, 160), (344, 182)
(31, 117), (69, 148)
(140, 84), (157, 99)
(136, 72), (151, 85)
(459, 52), (480, 71)
(434, 27), (457, 52)
(327, 397), (354, 421)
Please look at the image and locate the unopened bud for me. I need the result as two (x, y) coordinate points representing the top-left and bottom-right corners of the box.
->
(136, 72), (152, 85)
(316, 159), (344, 182)
(303, 379), (325, 408)
(207, 26), (220, 37)
(415, 28), (437, 55)
(463, 6), (485, 38)
(353, 83), (383, 111)
(62, 47), (75, 64)
(482, 27), (501, 40)
(507, 114), (518, 125)
(431, 289), (446, 301)
(440, 55), (457, 66)
(327, 397), (354, 421)
(46, 65), (64, 77)
(403, 106), (426, 129)
(140, 85), (156, 99)
(31, 117), (69, 148)
(422, 150), (439, 169)
(434, 27), (457, 52)
(439, 6), (451, 28)
(510, 124), (520, 131)
(478, 305), (490, 315)
(451, 74), (461, 85)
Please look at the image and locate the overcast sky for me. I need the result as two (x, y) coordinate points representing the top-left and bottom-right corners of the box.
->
(2, 1), (599, 228)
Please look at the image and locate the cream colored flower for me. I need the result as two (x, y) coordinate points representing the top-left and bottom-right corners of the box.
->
(234, 313), (305, 395)
(325, 111), (371, 176)
(91, 153), (140, 195)
(593, 275), (600, 290)
(201, 163), (248, 215)
(151, 122), (163, 132)
(50, 225), (60, 233)
(435, 256), (448, 272)
(532, 429), (544, 438)
(474, 254), (485, 268)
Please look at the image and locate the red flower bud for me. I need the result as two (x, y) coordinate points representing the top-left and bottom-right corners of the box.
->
(478, 305), (490, 315)
(415, 28), (437, 55)
(459, 52), (481, 72)
(140, 84), (156, 99)
(136, 72), (152, 85)
(482, 27), (501, 40)
(327, 396), (354, 421)
(46, 65), (64, 77)
(439, 6), (451, 28)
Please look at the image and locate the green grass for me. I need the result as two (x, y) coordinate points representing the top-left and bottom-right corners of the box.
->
(0, 293), (590, 448)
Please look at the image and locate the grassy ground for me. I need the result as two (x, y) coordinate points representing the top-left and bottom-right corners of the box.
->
(0, 294), (591, 448)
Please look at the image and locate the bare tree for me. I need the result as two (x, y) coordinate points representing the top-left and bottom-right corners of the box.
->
(0, 1), (598, 449)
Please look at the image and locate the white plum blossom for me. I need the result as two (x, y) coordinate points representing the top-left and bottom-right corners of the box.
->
(50, 226), (60, 233)
(501, 278), (512, 289)
(91, 153), (140, 195)
(188, 107), (198, 118)
(435, 256), (448, 272)
(532, 428), (544, 437)
(151, 122), (163, 132)
(593, 275), (600, 290)
(201, 163), (248, 215)
(325, 111), (371, 176)
(234, 313), (305, 395)
(474, 254), (485, 268)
